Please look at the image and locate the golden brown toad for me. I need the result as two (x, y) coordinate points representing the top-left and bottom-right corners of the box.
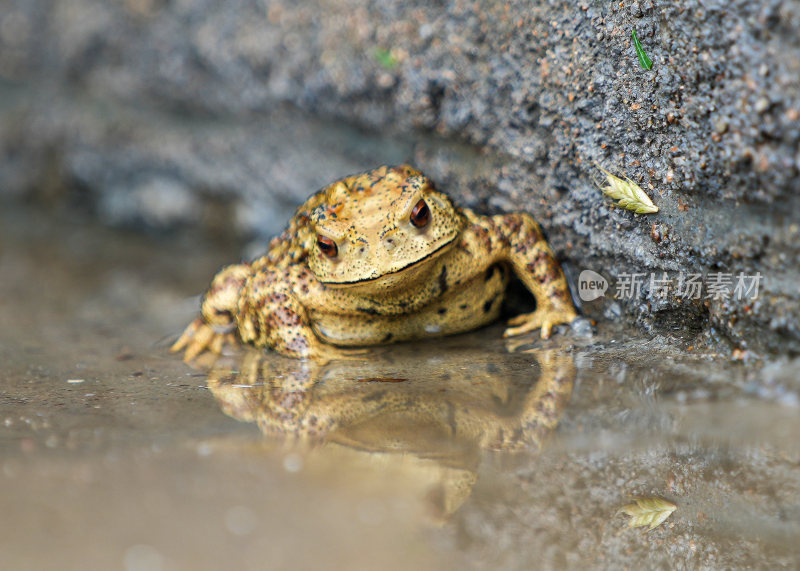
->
(172, 165), (577, 362)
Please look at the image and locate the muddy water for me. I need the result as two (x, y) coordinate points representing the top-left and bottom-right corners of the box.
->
(1, 205), (798, 570)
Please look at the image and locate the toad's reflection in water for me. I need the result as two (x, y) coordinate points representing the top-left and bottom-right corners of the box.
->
(205, 341), (574, 520)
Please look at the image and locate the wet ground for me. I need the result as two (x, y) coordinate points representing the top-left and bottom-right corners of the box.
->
(1, 204), (798, 570)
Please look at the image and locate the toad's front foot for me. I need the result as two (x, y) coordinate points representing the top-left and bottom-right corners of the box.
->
(503, 308), (578, 340)
(171, 318), (239, 362)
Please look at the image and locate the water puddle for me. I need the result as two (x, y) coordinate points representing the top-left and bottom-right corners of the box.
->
(1, 204), (798, 569)
(202, 340), (574, 521)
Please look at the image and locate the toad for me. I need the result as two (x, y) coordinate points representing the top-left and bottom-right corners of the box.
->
(172, 165), (577, 362)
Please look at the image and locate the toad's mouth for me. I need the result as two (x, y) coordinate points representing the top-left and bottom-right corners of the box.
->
(319, 238), (455, 287)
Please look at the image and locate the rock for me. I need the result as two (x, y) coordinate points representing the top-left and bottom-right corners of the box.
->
(1, 0), (799, 355)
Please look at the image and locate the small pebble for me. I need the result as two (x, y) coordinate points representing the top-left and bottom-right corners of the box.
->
(754, 97), (770, 113)
(570, 317), (595, 338)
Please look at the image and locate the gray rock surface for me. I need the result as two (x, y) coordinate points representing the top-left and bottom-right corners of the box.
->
(1, 0), (798, 354)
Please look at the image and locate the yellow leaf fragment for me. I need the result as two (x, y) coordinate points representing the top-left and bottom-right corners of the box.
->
(595, 162), (659, 214)
(618, 497), (677, 531)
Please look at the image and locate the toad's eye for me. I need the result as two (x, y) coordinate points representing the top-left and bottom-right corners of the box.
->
(317, 236), (338, 258)
(409, 199), (430, 228)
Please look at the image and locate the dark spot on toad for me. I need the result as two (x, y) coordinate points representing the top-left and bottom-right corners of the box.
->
(438, 265), (448, 294)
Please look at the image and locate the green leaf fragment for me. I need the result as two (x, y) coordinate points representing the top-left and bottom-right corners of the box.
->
(595, 162), (659, 214)
(373, 48), (398, 70)
(618, 497), (677, 531)
(632, 29), (653, 70)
